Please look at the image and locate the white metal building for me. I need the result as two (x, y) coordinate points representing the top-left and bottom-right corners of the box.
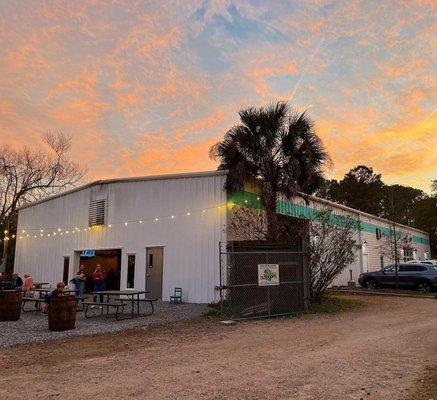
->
(14, 170), (431, 302)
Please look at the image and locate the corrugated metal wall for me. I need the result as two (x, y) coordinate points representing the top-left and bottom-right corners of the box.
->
(14, 173), (227, 303)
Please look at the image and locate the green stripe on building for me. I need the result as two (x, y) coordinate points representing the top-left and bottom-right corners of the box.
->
(228, 190), (429, 246)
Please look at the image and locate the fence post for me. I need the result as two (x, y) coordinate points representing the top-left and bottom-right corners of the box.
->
(302, 241), (309, 311)
(219, 242), (223, 317)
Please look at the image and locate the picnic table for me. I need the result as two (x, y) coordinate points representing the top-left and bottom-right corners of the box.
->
(88, 290), (156, 319)
(32, 288), (78, 297)
(22, 288), (80, 312)
(32, 282), (50, 289)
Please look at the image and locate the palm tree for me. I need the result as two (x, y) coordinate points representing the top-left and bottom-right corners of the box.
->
(210, 101), (329, 241)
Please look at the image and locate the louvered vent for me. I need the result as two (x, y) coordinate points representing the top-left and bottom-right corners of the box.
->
(89, 199), (106, 226)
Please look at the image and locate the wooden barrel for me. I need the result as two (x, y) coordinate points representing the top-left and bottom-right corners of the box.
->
(48, 295), (76, 331)
(0, 290), (22, 321)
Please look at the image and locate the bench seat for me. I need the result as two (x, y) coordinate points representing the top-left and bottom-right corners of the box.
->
(22, 297), (44, 312)
(82, 301), (127, 320)
(136, 298), (158, 314)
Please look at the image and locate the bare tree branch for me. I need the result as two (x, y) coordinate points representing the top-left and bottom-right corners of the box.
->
(0, 131), (86, 228)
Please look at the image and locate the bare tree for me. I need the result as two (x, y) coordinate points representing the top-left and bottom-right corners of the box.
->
(307, 210), (359, 303)
(378, 232), (413, 263)
(227, 204), (308, 243)
(0, 132), (85, 269)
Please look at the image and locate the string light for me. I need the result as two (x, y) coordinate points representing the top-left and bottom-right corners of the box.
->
(6, 203), (227, 242)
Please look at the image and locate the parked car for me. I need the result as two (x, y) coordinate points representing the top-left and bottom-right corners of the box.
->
(358, 263), (437, 293)
(418, 260), (437, 266)
(406, 259), (437, 266)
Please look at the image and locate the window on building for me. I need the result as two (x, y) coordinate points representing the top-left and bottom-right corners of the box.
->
(89, 199), (106, 227)
(148, 253), (154, 267)
(376, 228), (382, 240)
(127, 254), (135, 289)
(403, 248), (414, 262)
(62, 257), (70, 285)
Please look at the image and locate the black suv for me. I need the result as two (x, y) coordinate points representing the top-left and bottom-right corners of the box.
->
(358, 263), (437, 293)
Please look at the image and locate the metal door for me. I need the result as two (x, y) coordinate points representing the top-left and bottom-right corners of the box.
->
(145, 247), (163, 299)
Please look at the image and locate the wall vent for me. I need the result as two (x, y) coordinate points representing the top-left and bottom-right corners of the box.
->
(89, 199), (106, 226)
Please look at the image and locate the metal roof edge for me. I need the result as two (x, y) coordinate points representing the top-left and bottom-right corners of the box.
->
(301, 193), (429, 236)
(18, 170), (228, 210)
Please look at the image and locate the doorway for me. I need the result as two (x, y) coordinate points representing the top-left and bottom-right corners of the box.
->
(78, 249), (121, 292)
(145, 247), (163, 299)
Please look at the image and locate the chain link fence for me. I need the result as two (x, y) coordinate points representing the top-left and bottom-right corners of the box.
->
(217, 242), (309, 319)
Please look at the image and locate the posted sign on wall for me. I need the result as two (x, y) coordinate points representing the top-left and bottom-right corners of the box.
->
(258, 264), (280, 286)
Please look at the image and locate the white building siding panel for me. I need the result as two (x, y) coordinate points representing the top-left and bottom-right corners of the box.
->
(15, 174), (227, 303)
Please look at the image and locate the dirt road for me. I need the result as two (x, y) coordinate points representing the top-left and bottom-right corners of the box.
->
(1, 295), (436, 400)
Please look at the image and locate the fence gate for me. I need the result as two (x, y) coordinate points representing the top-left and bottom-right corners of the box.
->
(218, 242), (309, 319)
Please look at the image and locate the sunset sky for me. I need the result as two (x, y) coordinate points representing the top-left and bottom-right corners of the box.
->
(1, 0), (436, 192)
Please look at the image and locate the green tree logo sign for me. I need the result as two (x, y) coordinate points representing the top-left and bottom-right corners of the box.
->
(258, 264), (279, 286)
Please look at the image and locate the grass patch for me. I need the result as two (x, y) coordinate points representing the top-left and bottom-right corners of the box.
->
(204, 295), (364, 319)
(408, 365), (437, 399)
(305, 295), (365, 315)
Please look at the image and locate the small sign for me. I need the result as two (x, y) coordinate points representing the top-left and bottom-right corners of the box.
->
(80, 250), (96, 258)
(258, 264), (279, 286)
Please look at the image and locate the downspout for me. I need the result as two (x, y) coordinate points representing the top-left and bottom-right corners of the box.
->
(357, 213), (364, 274)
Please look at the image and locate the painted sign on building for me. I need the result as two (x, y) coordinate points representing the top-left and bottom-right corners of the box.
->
(258, 264), (280, 286)
(80, 250), (96, 258)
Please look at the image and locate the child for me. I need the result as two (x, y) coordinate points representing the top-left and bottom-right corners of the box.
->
(42, 282), (65, 314)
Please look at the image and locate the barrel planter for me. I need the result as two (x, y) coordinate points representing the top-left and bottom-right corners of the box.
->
(0, 290), (22, 321)
(48, 295), (76, 331)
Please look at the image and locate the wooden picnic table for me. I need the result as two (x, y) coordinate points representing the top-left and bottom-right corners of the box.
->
(32, 282), (50, 289)
(32, 288), (78, 296)
(22, 289), (82, 312)
(91, 290), (151, 319)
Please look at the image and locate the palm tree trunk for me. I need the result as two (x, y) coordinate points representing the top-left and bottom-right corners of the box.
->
(263, 188), (278, 241)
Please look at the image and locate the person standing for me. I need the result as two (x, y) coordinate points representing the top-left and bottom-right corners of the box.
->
(75, 265), (87, 301)
(92, 264), (106, 302)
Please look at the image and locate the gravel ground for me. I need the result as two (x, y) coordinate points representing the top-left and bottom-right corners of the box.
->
(0, 300), (207, 347)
